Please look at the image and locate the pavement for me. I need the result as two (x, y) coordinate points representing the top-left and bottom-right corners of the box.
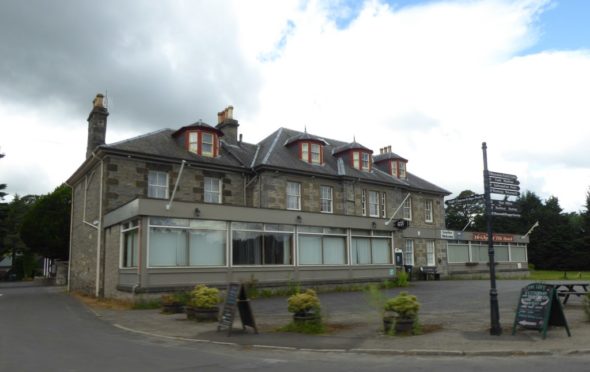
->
(87, 280), (590, 357)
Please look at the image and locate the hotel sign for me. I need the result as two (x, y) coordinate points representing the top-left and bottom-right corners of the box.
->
(472, 232), (514, 242)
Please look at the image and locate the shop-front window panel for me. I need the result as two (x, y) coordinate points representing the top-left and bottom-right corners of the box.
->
(232, 228), (293, 265)
(122, 228), (139, 268)
(510, 244), (527, 262)
(149, 227), (188, 267)
(189, 230), (226, 266)
(298, 235), (346, 265)
(447, 242), (470, 263)
(494, 244), (509, 262)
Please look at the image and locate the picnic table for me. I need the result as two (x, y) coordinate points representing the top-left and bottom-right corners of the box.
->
(551, 282), (590, 305)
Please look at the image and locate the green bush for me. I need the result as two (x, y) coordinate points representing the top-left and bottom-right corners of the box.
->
(384, 292), (420, 319)
(287, 289), (321, 314)
(188, 284), (221, 309)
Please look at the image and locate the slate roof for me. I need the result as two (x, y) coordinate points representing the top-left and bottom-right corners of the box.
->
(98, 126), (449, 195)
(373, 151), (407, 162)
(284, 132), (329, 146)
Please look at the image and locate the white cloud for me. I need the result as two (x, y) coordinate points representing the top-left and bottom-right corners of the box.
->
(1, 0), (589, 213)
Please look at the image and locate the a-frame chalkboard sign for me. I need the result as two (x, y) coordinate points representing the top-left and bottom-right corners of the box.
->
(217, 283), (258, 336)
(512, 283), (570, 339)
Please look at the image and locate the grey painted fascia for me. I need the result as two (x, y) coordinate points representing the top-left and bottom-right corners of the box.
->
(103, 197), (396, 231)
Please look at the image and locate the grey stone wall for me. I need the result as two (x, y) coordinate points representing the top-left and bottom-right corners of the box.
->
(69, 162), (102, 295)
(103, 156), (246, 213)
(103, 224), (122, 298)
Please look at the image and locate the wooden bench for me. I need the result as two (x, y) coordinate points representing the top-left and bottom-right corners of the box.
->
(419, 266), (440, 281)
(557, 289), (589, 304)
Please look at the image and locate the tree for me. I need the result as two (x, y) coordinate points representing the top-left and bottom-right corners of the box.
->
(0, 152), (6, 200)
(445, 190), (484, 230)
(1, 194), (38, 277)
(20, 184), (71, 260)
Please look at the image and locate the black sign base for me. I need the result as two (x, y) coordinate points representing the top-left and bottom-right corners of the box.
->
(512, 283), (571, 339)
(217, 283), (258, 336)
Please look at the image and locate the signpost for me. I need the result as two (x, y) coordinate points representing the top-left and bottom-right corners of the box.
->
(445, 194), (484, 206)
(512, 283), (570, 339)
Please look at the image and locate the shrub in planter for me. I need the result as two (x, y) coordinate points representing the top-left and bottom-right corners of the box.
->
(383, 291), (420, 335)
(185, 284), (221, 321)
(287, 289), (321, 323)
(161, 292), (190, 314)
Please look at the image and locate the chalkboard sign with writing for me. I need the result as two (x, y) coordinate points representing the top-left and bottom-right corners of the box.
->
(512, 283), (570, 339)
(217, 283), (258, 336)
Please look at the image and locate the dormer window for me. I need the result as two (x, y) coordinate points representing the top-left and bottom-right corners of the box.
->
(185, 130), (220, 157)
(300, 142), (323, 165)
(173, 121), (224, 158)
(352, 151), (371, 171)
(399, 161), (406, 178)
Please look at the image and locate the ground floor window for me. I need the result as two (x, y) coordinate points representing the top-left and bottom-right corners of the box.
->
(426, 240), (436, 266)
(405, 240), (414, 266)
(350, 230), (392, 264)
(121, 221), (139, 268)
(232, 223), (293, 265)
(148, 218), (226, 267)
(298, 228), (347, 265)
(447, 240), (528, 263)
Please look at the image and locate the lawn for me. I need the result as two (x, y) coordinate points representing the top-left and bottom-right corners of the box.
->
(528, 270), (590, 281)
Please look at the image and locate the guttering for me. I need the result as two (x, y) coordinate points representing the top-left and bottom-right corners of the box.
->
(91, 152), (104, 298)
(65, 180), (74, 292)
(166, 160), (186, 210)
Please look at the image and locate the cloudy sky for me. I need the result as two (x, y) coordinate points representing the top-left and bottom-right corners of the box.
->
(1, 0), (589, 212)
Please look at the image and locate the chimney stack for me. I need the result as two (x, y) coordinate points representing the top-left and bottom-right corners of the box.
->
(216, 105), (239, 144)
(86, 93), (109, 159)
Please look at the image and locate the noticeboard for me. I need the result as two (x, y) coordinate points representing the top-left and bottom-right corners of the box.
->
(512, 283), (570, 339)
(217, 283), (258, 336)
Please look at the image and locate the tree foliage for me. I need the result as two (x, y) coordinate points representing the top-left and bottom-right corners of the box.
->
(20, 184), (71, 260)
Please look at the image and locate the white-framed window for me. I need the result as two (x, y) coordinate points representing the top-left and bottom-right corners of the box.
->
(351, 230), (392, 265)
(148, 170), (168, 199)
(368, 191), (379, 217)
(188, 132), (199, 153)
(399, 161), (407, 178)
(402, 197), (412, 220)
(391, 161), (398, 177)
(425, 199), (433, 223)
(311, 143), (321, 164)
(148, 218), (227, 267)
(201, 133), (214, 157)
(426, 240), (436, 266)
(353, 151), (360, 169)
(300, 142), (322, 164)
(287, 182), (301, 210)
(380, 192), (386, 218)
(298, 226), (347, 265)
(362, 152), (370, 170)
(121, 220), (139, 268)
(405, 239), (414, 266)
(204, 177), (221, 203)
(361, 189), (367, 216)
(320, 186), (333, 213)
(232, 223), (294, 265)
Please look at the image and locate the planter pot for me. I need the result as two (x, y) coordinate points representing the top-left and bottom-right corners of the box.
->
(383, 316), (395, 333)
(162, 302), (184, 314)
(394, 318), (415, 334)
(293, 311), (320, 325)
(185, 306), (219, 322)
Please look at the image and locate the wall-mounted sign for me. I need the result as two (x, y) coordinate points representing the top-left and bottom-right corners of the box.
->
(440, 230), (455, 239)
(472, 232), (514, 242)
(394, 219), (409, 229)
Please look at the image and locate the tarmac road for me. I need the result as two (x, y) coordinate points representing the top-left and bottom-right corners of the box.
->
(2, 281), (590, 372)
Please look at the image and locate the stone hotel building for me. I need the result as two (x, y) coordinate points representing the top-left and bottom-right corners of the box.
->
(68, 94), (456, 298)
